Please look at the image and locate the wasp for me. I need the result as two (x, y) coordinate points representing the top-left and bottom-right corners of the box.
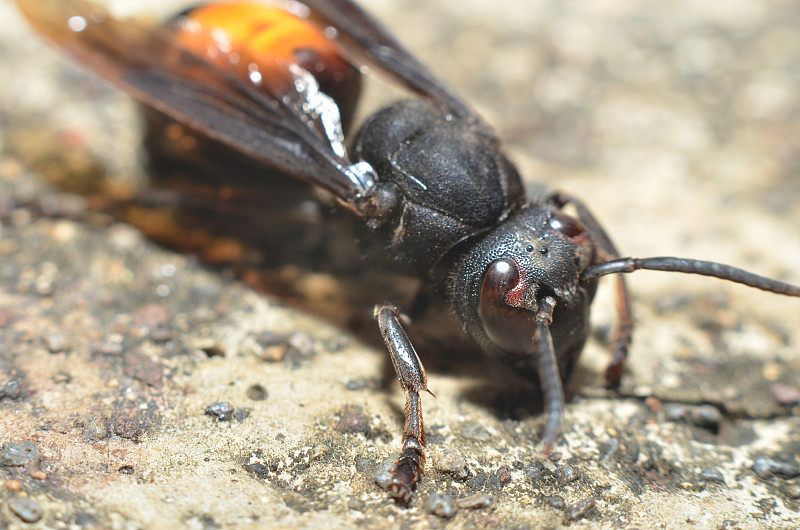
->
(14, 0), (800, 504)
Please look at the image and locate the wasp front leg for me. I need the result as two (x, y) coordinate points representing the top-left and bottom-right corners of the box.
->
(374, 303), (433, 504)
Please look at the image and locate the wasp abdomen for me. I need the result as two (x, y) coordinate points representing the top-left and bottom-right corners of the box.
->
(173, 1), (361, 128)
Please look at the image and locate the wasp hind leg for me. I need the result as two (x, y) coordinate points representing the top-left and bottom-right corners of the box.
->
(374, 303), (433, 505)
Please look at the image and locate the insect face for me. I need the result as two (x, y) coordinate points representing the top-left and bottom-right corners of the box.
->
(453, 206), (596, 366)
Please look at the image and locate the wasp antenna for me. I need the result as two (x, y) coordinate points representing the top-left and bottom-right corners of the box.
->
(533, 296), (563, 455)
(580, 257), (800, 297)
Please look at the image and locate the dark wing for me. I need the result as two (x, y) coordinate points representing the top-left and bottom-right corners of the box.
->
(14, 0), (374, 212)
(302, 0), (493, 133)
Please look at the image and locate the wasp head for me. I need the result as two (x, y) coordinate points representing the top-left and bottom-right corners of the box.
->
(451, 203), (599, 374)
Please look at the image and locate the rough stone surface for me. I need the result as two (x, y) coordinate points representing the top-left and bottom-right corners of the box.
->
(1, 0), (799, 528)
(0, 442), (40, 468)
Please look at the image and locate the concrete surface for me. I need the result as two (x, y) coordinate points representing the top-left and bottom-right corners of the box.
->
(1, 0), (799, 528)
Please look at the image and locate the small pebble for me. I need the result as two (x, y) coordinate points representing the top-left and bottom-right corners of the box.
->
(245, 384), (268, 401)
(434, 448), (469, 480)
(205, 402), (234, 421)
(334, 407), (371, 436)
(457, 493), (496, 510)
(664, 404), (690, 421)
(31, 471), (47, 480)
(45, 332), (68, 353)
(80, 414), (109, 441)
(524, 463), (545, 483)
(287, 332), (314, 356)
(496, 465), (512, 485)
(699, 467), (726, 484)
(688, 405), (723, 431)
(7, 479), (21, 491)
(148, 325), (174, 343)
(556, 465), (581, 484)
(565, 497), (596, 521)
(0, 378), (24, 400)
(1, 441), (40, 467)
(52, 371), (72, 384)
(769, 383), (800, 406)
(645, 396), (662, 412)
(9, 496), (44, 523)
(752, 456), (800, 479)
(260, 345), (287, 363)
(73, 513), (97, 526)
(680, 481), (704, 492)
(543, 495), (566, 511)
(374, 471), (393, 490)
(200, 344), (226, 358)
(425, 493), (457, 518)
(664, 404), (722, 431)
(112, 416), (147, 441)
(347, 498), (366, 511)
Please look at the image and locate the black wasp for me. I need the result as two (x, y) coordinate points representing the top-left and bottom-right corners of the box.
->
(14, 0), (800, 504)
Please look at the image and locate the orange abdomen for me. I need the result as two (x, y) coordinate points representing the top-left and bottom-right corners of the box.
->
(173, 1), (361, 127)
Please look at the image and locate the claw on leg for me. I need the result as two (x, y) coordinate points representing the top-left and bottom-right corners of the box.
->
(387, 393), (425, 504)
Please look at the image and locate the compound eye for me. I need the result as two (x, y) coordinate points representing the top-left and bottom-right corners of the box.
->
(548, 212), (585, 238)
(478, 259), (534, 356)
(481, 259), (520, 301)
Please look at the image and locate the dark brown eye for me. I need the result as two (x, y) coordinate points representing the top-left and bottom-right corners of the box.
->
(481, 258), (520, 299)
(548, 212), (585, 238)
(478, 259), (535, 356)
